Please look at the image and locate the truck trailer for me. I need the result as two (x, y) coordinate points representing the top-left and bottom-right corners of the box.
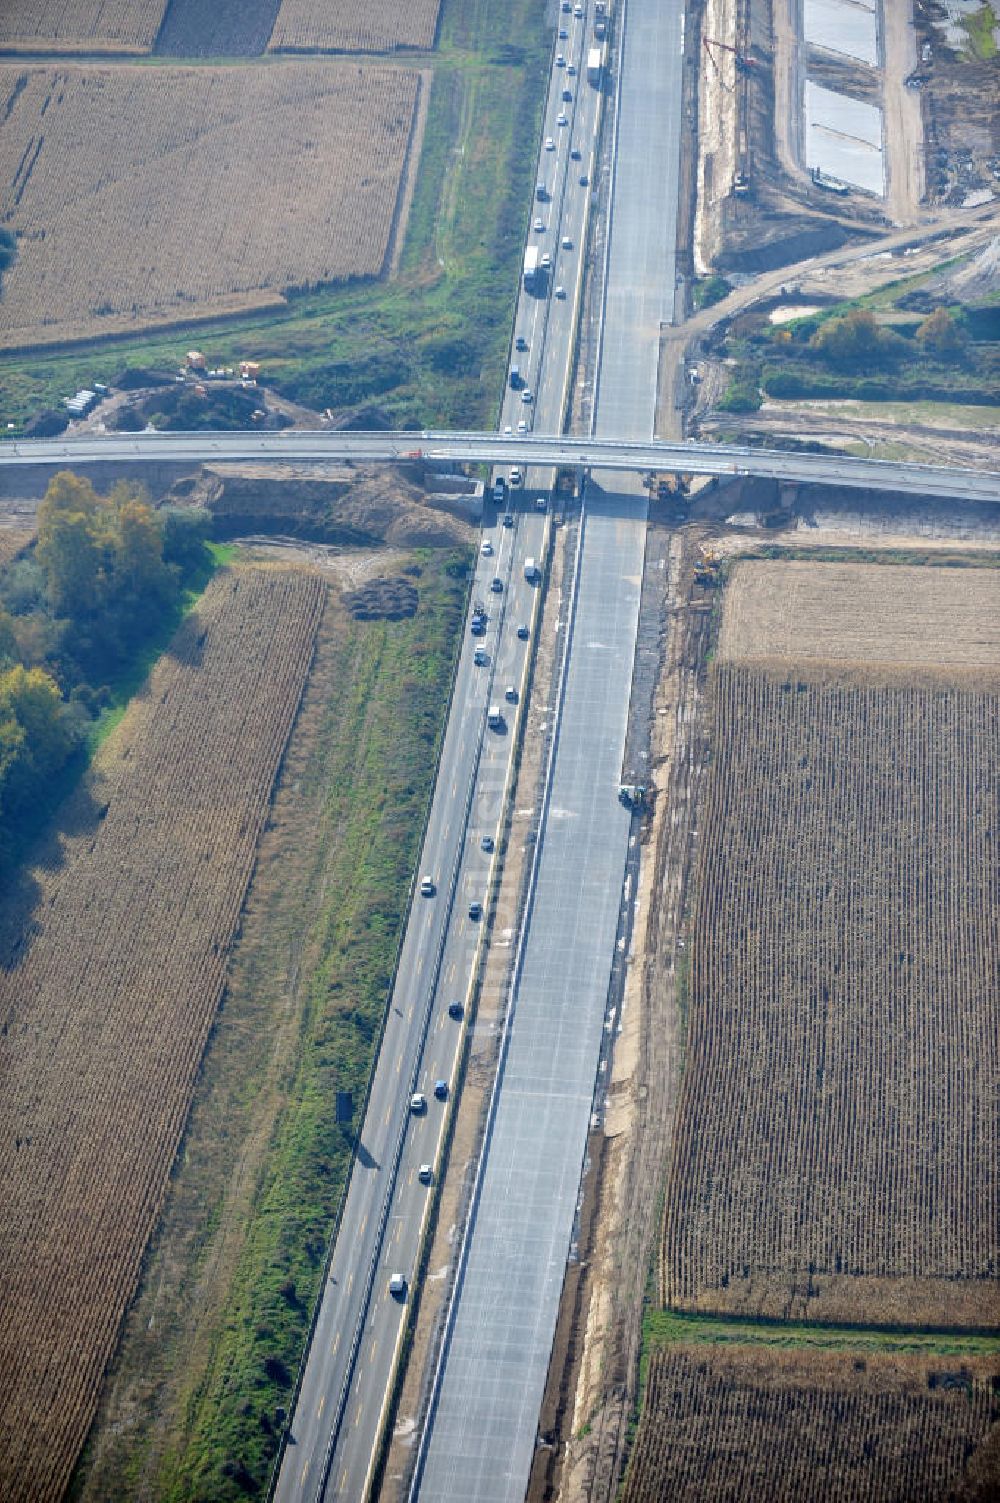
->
(523, 244), (541, 290)
(587, 45), (605, 84)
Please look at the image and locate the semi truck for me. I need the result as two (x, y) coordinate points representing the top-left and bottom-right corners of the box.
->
(523, 244), (541, 290)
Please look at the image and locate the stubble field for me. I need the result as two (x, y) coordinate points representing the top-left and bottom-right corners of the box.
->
(0, 0), (168, 53)
(660, 562), (1000, 1327)
(0, 565), (324, 1503)
(0, 62), (421, 349)
(269, 0), (441, 53)
(623, 1347), (1000, 1502)
(717, 560), (1000, 670)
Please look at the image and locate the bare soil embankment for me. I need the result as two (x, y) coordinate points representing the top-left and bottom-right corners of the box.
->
(182, 463), (474, 550)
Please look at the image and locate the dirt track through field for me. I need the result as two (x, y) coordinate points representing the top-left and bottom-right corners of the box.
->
(0, 564), (324, 1503)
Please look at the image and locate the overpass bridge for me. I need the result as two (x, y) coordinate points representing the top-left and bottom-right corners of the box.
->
(2, 429), (999, 505)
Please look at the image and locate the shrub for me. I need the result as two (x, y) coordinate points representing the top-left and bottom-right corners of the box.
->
(916, 306), (968, 359)
(809, 308), (908, 369)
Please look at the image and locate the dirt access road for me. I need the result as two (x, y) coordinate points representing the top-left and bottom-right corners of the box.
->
(658, 204), (1000, 436)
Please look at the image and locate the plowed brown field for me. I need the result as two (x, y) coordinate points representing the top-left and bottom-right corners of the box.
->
(0, 0), (167, 53)
(623, 1347), (1000, 1502)
(0, 565), (324, 1503)
(0, 62), (420, 349)
(269, 0), (440, 53)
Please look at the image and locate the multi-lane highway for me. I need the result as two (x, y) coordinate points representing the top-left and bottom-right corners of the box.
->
(5, 427), (999, 503)
(13, 1), (995, 1499)
(275, 497), (549, 1503)
(410, 1), (684, 1497)
(274, 4), (603, 1499)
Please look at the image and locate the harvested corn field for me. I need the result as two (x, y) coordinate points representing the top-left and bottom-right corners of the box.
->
(0, 565), (324, 1503)
(0, 62), (421, 349)
(0, 0), (168, 54)
(661, 661), (1000, 1327)
(269, 0), (440, 54)
(622, 1347), (1000, 1503)
(718, 561), (1000, 672)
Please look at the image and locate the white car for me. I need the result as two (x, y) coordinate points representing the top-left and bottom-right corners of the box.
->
(561, 235), (572, 249)
(504, 423), (513, 434)
(533, 216), (544, 231)
(574, 3), (583, 14)
(481, 539), (493, 555)
(517, 419), (528, 433)
(521, 388), (533, 403)
(541, 251), (552, 269)
(555, 53), (565, 66)
(554, 284), (566, 299)
(557, 112), (569, 126)
(545, 135), (556, 150)
(567, 61), (576, 74)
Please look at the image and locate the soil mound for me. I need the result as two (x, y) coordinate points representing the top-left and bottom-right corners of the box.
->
(178, 463), (472, 549)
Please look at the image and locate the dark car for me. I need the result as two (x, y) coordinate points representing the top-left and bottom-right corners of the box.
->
(468, 901), (483, 921)
(434, 1079), (449, 1101)
(481, 834), (495, 853)
(517, 624), (530, 640)
(515, 335), (528, 352)
(503, 512), (514, 528)
(448, 1000), (464, 1020)
(491, 577), (503, 593)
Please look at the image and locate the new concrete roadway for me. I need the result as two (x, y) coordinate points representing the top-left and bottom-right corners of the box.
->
(410, 0), (684, 1496)
(4, 428), (998, 503)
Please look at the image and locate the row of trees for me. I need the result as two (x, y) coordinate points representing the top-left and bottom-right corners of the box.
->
(807, 306), (968, 370)
(0, 471), (211, 855)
